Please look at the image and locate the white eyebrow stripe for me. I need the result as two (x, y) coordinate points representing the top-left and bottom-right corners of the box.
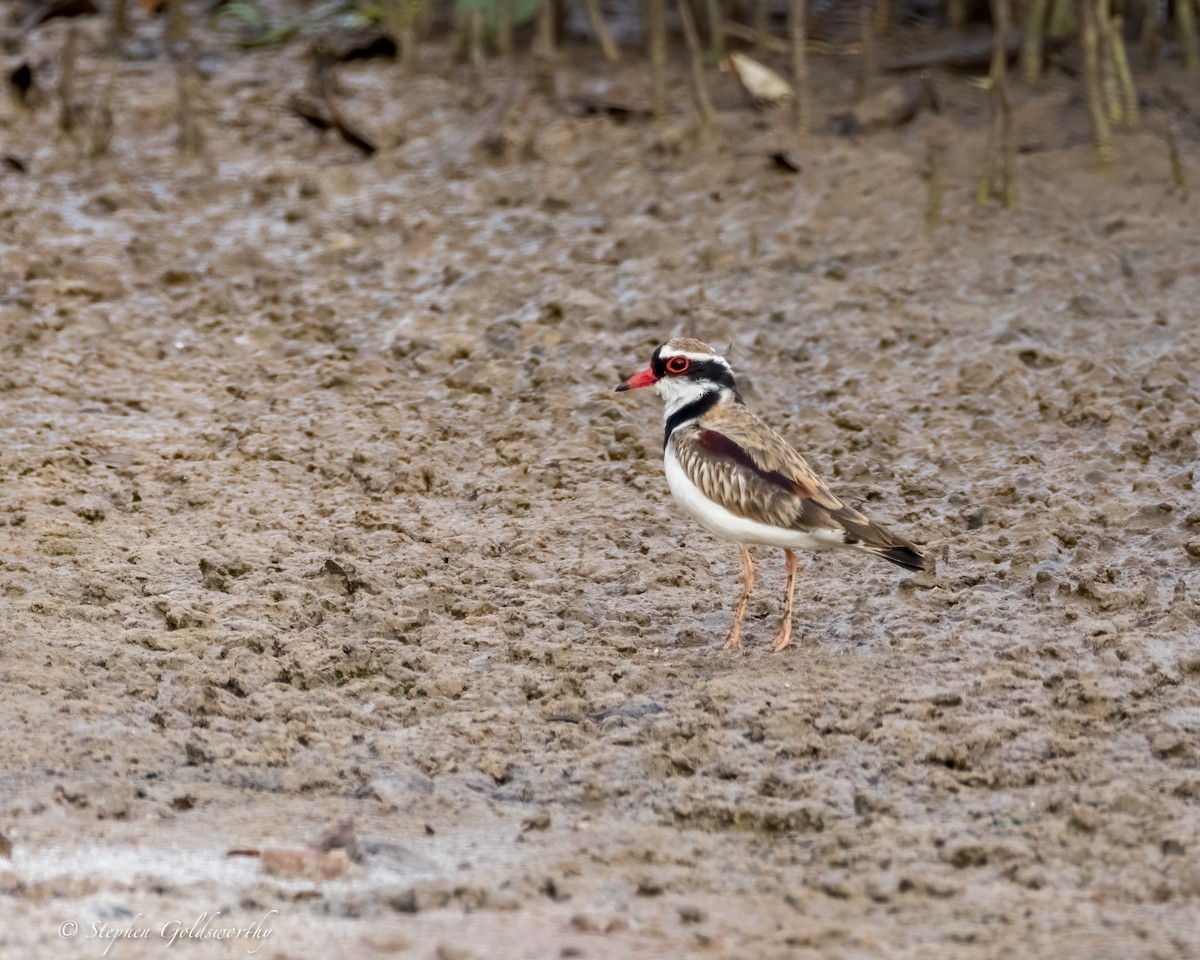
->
(666, 351), (729, 364)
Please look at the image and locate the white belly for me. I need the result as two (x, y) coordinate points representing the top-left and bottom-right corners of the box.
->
(663, 446), (847, 551)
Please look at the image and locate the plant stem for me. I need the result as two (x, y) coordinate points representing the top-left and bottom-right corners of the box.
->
(167, 0), (186, 44)
(406, 0), (426, 67)
(1109, 14), (1138, 128)
(855, 0), (874, 102)
(677, 0), (717, 125)
(1179, 0), (1200, 70)
(724, 19), (788, 53)
(496, 0), (514, 58)
(977, 0), (1015, 205)
(873, 0), (890, 32)
(648, 0), (667, 118)
(468, 8), (485, 97)
(1139, 0), (1161, 65)
(111, 0), (129, 48)
(1021, 0), (1048, 84)
(754, 0), (770, 55)
(1166, 123), (1187, 194)
(790, 0), (810, 133)
(1082, 1), (1112, 161)
(923, 139), (943, 227)
(583, 0), (621, 62)
(1048, 0), (1075, 37)
(535, 0), (558, 95)
(381, 0), (424, 68)
(91, 60), (117, 158)
(705, 0), (725, 60)
(173, 42), (204, 154)
(1097, 0), (1122, 125)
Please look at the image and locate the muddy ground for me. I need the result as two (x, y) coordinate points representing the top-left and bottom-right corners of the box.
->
(2, 12), (1200, 960)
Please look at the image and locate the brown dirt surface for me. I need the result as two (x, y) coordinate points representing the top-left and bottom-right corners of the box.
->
(2, 12), (1200, 960)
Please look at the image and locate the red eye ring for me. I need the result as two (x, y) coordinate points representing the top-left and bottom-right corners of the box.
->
(665, 356), (691, 375)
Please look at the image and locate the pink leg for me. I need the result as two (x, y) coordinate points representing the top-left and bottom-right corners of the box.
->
(722, 546), (755, 653)
(772, 549), (801, 653)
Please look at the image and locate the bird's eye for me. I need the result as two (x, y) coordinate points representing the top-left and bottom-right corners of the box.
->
(666, 357), (690, 375)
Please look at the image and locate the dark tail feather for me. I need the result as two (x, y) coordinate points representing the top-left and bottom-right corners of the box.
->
(826, 504), (930, 573)
(877, 543), (928, 572)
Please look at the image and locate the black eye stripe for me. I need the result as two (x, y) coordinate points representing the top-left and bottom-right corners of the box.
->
(650, 352), (737, 389)
(682, 359), (733, 382)
(650, 345), (666, 378)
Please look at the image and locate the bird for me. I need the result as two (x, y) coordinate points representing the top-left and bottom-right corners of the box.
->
(615, 337), (929, 653)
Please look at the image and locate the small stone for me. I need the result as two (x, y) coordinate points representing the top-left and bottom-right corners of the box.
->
(966, 508), (991, 530)
(635, 876), (663, 897)
(72, 500), (107, 523)
(568, 914), (598, 933)
(1067, 804), (1099, 832)
(678, 905), (706, 924)
(476, 753), (513, 784)
(184, 740), (214, 765)
(521, 811), (552, 833)
(943, 843), (988, 868)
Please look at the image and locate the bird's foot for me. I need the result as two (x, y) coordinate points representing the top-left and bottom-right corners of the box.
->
(721, 627), (745, 653)
(770, 619), (793, 653)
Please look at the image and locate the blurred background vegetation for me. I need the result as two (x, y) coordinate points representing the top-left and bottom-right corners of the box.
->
(4, 0), (1197, 205)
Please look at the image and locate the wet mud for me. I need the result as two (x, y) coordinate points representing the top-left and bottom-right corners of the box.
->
(2, 18), (1200, 960)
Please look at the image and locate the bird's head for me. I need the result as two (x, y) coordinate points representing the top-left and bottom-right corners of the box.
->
(615, 338), (739, 411)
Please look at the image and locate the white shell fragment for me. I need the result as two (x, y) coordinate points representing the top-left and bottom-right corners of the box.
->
(724, 52), (794, 106)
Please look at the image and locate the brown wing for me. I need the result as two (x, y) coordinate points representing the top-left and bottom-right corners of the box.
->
(673, 405), (926, 568)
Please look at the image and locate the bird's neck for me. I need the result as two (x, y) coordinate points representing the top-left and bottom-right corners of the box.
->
(662, 386), (739, 449)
